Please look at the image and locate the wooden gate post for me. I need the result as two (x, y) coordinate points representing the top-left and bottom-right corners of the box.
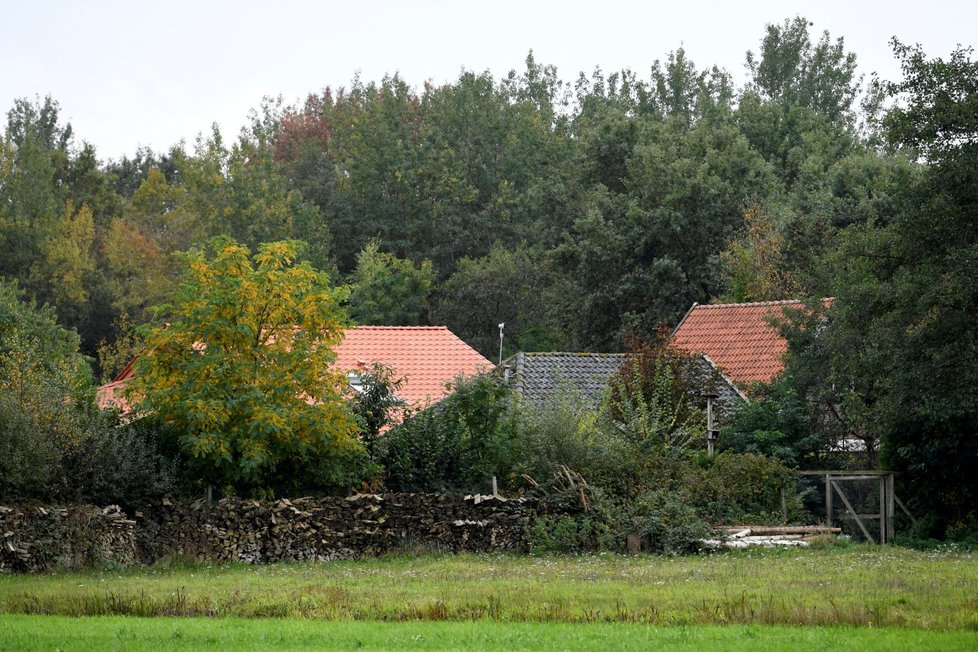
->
(886, 473), (895, 543)
(825, 473), (833, 528)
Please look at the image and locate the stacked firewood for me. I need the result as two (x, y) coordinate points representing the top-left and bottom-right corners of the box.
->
(699, 525), (842, 549)
(0, 504), (136, 573)
(136, 493), (537, 564)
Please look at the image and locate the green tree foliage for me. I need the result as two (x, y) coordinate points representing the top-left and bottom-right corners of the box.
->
(347, 242), (435, 325)
(780, 42), (978, 536)
(129, 238), (360, 494)
(0, 280), (92, 395)
(721, 375), (832, 467)
(0, 281), (177, 505)
(348, 362), (405, 454)
(746, 16), (860, 123)
(0, 97), (129, 364)
(567, 101), (776, 348)
(377, 374), (520, 493)
(433, 246), (572, 359)
(853, 43), (977, 534)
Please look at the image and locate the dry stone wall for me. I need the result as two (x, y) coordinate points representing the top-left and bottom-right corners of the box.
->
(2, 493), (539, 572)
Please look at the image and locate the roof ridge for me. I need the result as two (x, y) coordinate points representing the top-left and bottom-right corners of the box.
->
(697, 299), (812, 309)
(348, 325), (448, 330)
(523, 351), (626, 357)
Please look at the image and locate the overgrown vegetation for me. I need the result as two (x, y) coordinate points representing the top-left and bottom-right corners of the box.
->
(2, 549), (977, 629)
(0, 17), (975, 540)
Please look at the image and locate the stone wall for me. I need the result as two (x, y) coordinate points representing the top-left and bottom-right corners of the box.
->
(1, 493), (538, 572)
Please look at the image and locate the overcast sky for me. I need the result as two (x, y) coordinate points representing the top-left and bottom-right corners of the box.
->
(2, 0), (974, 161)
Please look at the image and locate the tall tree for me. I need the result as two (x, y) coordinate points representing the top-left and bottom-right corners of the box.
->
(567, 105), (776, 349)
(347, 241), (435, 326)
(129, 238), (359, 493)
(788, 42), (978, 535)
(433, 246), (573, 359)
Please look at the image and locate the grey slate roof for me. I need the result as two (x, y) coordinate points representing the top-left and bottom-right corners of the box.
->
(500, 351), (745, 421)
(500, 352), (627, 409)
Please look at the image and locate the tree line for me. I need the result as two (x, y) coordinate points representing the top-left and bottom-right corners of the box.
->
(1, 17), (975, 538)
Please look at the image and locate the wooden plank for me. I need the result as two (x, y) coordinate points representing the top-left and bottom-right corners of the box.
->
(828, 475), (891, 482)
(725, 526), (841, 536)
(798, 470), (895, 476)
(831, 479), (875, 543)
(895, 494), (917, 524)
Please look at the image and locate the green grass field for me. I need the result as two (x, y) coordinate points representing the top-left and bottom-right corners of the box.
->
(1, 545), (976, 650)
(2, 617), (978, 651)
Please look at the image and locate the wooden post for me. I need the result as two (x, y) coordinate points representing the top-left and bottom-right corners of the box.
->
(886, 473), (896, 543)
(825, 473), (833, 528)
(491, 475), (498, 498)
(879, 475), (886, 544)
(833, 479), (874, 543)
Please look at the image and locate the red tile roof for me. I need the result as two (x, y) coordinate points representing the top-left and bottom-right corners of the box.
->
(97, 326), (493, 413)
(334, 326), (493, 406)
(671, 300), (829, 387)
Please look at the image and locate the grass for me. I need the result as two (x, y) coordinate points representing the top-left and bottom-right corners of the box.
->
(2, 617), (978, 651)
(2, 545), (977, 628)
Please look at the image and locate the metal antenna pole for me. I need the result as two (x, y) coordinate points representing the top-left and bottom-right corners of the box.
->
(498, 322), (505, 365)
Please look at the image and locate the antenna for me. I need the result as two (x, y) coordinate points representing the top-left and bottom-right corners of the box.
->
(498, 322), (505, 365)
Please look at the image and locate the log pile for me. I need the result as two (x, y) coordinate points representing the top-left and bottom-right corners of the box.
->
(0, 504), (136, 573)
(699, 525), (842, 550)
(135, 493), (537, 564)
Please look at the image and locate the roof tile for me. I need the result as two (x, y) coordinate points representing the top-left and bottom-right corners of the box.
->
(672, 300), (829, 386)
(334, 326), (493, 406)
(98, 326), (492, 413)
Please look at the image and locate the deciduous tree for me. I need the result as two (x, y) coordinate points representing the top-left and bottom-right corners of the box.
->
(129, 238), (359, 493)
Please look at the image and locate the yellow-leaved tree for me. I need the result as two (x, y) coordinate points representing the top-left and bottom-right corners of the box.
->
(129, 238), (361, 494)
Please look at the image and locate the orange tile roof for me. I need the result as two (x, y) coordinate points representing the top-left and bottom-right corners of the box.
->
(97, 326), (492, 413)
(671, 300), (829, 387)
(334, 326), (493, 406)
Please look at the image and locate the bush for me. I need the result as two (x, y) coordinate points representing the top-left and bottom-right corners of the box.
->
(0, 390), (63, 500)
(721, 376), (832, 467)
(629, 490), (711, 554)
(687, 452), (802, 524)
(515, 391), (634, 491)
(377, 374), (520, 493)
(527, 514), (618, 554)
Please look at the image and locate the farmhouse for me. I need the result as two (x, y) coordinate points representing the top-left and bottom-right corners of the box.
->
(499, 352), (626, 409)
(671, 299), (831, 391)
(499, 350), (743, 420)
(97, 325), (492, 417)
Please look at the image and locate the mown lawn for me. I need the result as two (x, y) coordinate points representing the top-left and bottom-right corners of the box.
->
(2, 545), (976, 629)
(3, 617), (978, 651)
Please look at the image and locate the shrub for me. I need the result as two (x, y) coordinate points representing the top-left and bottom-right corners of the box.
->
(721, 375), (832, 467)
(515, 391), (634, 492)
(0, 389), (63, 500)
(377, 374), (520, 493)
(528, 514), (614, 554)
(604, 335), (705, 453)
(629, 489), (711, 554)
(62, 415), (183, 507)
(688, 452), (802, 524)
